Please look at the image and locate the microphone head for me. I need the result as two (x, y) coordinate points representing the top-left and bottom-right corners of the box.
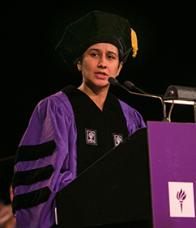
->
(124, 80), (135, 89)
(108, 77), (119, 86)
(124, 80), (148, 95)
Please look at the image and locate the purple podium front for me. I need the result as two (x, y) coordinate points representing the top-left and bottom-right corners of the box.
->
(147, 121), (196, 228)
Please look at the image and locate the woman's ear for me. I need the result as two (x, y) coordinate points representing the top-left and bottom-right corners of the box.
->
(77, 61), (82, 71)
(117, 62), (123, 76)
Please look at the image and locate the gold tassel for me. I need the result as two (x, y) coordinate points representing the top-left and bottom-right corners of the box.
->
(130, 28), (138, 58)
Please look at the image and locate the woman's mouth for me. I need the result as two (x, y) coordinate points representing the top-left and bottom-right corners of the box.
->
(94, 72), (108, 80)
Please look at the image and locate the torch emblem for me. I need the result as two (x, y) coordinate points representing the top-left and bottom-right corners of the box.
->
(176, 189), (186, 212)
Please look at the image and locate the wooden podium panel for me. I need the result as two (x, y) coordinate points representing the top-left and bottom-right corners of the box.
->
(56, 128), (152, 228)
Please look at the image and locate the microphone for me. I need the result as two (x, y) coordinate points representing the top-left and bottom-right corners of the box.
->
(124, 80), (149, 95)
(123, 80), (163, 101)
(108, 77), (163, 100)
(108, 77), (167, 121)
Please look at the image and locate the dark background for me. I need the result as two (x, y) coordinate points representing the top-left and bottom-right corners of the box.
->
(1, 1), (196, 201)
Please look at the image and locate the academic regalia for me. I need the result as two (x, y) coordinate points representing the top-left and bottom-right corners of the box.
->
(12, 87), (146, 228)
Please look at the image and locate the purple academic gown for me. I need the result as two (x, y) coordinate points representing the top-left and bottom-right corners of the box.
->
(13, 91), (146, 228)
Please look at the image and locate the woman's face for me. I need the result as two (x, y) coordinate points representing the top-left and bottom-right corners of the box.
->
(77, 43), (123, 89)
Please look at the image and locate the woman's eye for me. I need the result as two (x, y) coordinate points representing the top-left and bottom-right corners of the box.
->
(90, 52), (98, 57)
(107, 55), (115, 60)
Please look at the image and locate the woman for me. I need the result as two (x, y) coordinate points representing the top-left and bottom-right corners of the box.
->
(12, 10), (146, 228)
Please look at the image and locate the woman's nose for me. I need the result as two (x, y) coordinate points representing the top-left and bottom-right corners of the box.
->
(97, 56), (107, 68)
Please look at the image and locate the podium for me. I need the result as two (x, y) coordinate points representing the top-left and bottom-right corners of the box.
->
(56, 121), (196, 228)
(147, 121), (196, 228)
(56, 127), (152, 227)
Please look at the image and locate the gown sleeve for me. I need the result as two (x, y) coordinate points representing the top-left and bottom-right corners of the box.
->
(119, 99), (146, 135)
(12, 91), (77, 228)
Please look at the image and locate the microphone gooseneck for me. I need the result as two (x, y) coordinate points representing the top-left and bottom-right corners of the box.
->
(108, 77), (163, 101)
(108, 77), (168, 121)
